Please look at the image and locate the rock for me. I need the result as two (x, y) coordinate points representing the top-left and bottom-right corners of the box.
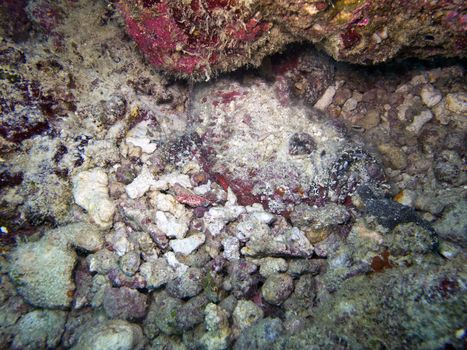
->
(378, 143), (407, 170)
(204, 303), (229, 332)
(258, 257), (288, 278)
(234, 213), (271, 242)
(261, 273), (294, 306)
(222, 236), (240, 261)
(108, 224), (135, 257)
(139, 259), (174, 290)
(9, 238), (77, 308)
(170, 233), (205, 256)
(164, 252), (189, 276)
(433, 150), (462, 185)
(288, 259), (322, 277)
(166, 268), (204, 299)
(72, 168), (115, 229)
(87, 249), (118, 275)
(118, 1), (465, 79)
(358, 109), (381, 130)
(84, 140), (120, 168)
(445, 93), (467, 114)
(151, 193), (192, 239)
(232, 300), (264, 332)
(150, 291), (183, 335)
(119, 251), (141, 276)
(224, 260), (258, 298)
(204, 206), (246, 236)
(387, 223), (438, 256)
(406, 110), (433, 135)
(125, 120), (158, 154)
(47, 222), (104, 253)
(151, 172), (192, 192)
(155, 211), (189, 239)
(434, 201), (467, 246)
(191, 78), (384, 213)
(286, 258), (466, 349)
(290, 203), (350, 243)
(71, 319), (144, 350)
(125, 165), (156, 199)
(342, 97), (358, 112)
(199, 303), (231, 350)
(12, 310), (67, 350)
(242, 227), (314, 258)
(149, 335), (187, 350)
(314, 85), (336, 111)
(420, 84), (442, 107)
(234, 318), (285, 350)
(103, 287), (148, 321)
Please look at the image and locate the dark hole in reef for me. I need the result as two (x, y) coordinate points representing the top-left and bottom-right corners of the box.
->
(425, 34), (435, 41)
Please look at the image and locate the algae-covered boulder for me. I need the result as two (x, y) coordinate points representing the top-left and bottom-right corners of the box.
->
(8, 237), (77, 309)
(71, 319), (145, 350)
(12, 310), (67, 350)
(286, 256), (467, 350)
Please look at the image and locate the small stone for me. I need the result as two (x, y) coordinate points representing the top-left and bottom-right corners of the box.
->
(225, 260), (258, 298)
(151, 172), (192, 191)
(359, 109), (380, 129)
(150, 291), (183, 335)
(71, 319), (144, 350)
(165, 252), (189, 275)
(438, 241), (461, 260)
(386, 223), (438, 256)
(420, 84), (442, 107)
(47, 222), (104, 253)
(222, 236), (240, 261)
(314, 85), (336, 111)
(445, 93), (467, 114)
(406, 110), (433, 135)
(125, 165), (156, 199)
(155, 211), (189, 239)
(258, 257), (288, 278)
(12, 310), (67, 350)
(342, 97), (358, 112)
(103, 287), (148, 321)
(8, 238), (77, 308)
(72, 168), (116, 229)
(87, 249), (118, 275)
(288, 132), (316, 156)
(170, 233), (206, 255)
(166, 267), (204, 299)
(433, 201), (467, 246)
(139, 258), (174, 289)
(378, 143), (407, 170)
(433, 150), (462, 184)
(200, 303), (231, 350)
(204, 303), (230, 332)
(119, 251), (141, 276)
(126, 120), (158, 154)
(204, 206), (246, 236)
(242, 227), (314, 258)
(288, 259), (322, 277)
(261, 273), (294, 306)
(233, 318), (285, 350)
(232, 300), (264, 331)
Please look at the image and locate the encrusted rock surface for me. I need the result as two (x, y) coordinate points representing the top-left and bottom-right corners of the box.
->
(118, 0), (466, 79)
(0, 1), (465, 349)
(8, 237), (77, 309)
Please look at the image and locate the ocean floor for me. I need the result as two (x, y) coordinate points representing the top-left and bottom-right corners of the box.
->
(0, 1), (466, 349)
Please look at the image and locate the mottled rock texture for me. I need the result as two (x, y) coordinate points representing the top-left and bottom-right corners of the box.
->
(118, 0), (466, 79)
